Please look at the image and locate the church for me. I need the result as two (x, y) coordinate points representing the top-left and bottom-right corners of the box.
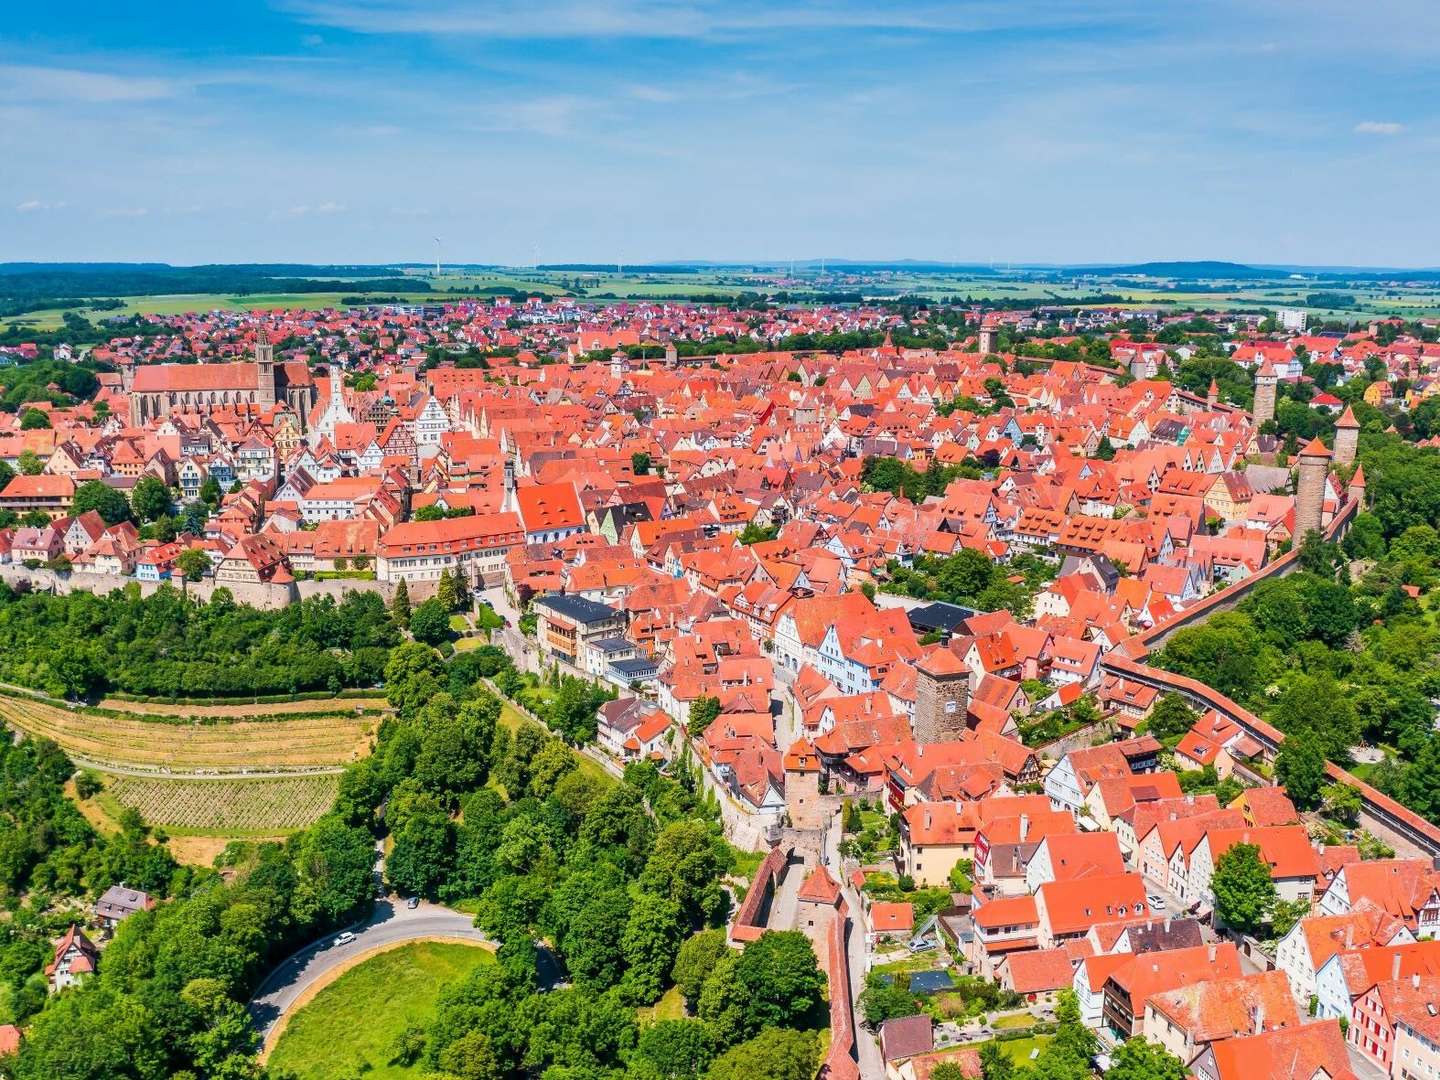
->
(126, 342), (318, 428)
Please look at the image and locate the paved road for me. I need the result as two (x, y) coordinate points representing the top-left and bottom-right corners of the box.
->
(248, 897), (491, 1045)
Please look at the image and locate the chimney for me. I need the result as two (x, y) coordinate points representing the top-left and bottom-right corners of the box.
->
(1208, 944), (1217, 963)
(1414, 973), (1421, 990)
(1394, 953), (1403, 982)
(1252, 1001), (1265, 1035)
(1345, 926), (1353, 949)
(1019, 814), (1029, 838)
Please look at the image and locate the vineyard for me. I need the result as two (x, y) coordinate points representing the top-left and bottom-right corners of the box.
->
(0, 692), (377, 771)
(105, 773), (340, 832)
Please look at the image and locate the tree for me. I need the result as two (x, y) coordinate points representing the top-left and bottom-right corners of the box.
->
(391, 578), (411, 628)
(1321, 781), (1362, 825)
(976, 1043), (1014, 1080)
(622, 893), (685, 1003)
(1270, 672), (1357, 758)
(687, 696), (721, 738)
(1106, 1037), (1186, 1080)
(130, 475), (173, 523)
(16, 449), (42, 476)
(1147, 693), (1197, 740)
(19, 408), (50, 430)
(436, 569), (458, 612)
(199, 475), (221, 505)
(636, 1018), (714, 1079)
(704, 1028), (817, 1080)
(1275, 734), (1327, 808)
(641, 821), (725, 928)
(410, 598), (452, 645)
(632, 451), (652, 476)
(859, 971), (919, 1027)
(175, 548), (211, 584)
(1211, 842), (1277, 934)
(672, 929), (730, 1010)
(732, 930), (825, 1031)
(71, 480), (131, 525)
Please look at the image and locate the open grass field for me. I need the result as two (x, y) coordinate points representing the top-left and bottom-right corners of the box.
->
(103, 773), (340, 833)
(267, 941), (495, 1080)
(0, 692), (377, 772)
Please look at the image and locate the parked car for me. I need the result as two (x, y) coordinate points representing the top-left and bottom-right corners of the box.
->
(1147, 894), (1167, 910)
(407, 896), (420, 910)
(335, 931), (358, 946)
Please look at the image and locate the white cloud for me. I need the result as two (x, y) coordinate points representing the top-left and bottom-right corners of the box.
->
(316, 201), (344, 213)
(15, 199), (65, 212)
(99, 207), (149, 218)
(0, 64), (175, 103)
(1355, 120), (1404, 135)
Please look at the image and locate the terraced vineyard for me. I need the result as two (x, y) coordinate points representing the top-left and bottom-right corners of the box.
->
(106, 774), (340, 832)
(0, 693), (377, 771)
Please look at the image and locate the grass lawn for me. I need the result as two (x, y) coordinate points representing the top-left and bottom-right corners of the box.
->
(993, 1012), (1036, 1029)
(721, 841), (766, 882)
(449, 614), (470, 632)
(636, 986), (686, 1025)
(268, 941), (493, 1080)
(960, 1035), (1054, 1066)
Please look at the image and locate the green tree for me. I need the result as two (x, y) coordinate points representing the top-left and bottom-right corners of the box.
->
(732, 930), (825, 1031)
(1275, 736), (1327, 808)
(130, 475), (173, 523)
(671, 929), (730, 1010)
(622, 893), (686, 1003)
(174, 547), (211, 583)
(199, 475), (222, 505)
(410, 598), (452, 645)
(1211, 842), (1277, 934)
(19, 408), (50, 430)
(641, 821), (725, 927)
(637, 1018), (715, 1079)
(71, 479), (132, 525)
(976, 1042), (1014, 1080)
(703, 1028), (817, 1080)
(1147, 693), (1197, 740)
(1106, 1036), (1186, 1080)
(687, 696), (721, 738)
(632, 451), (652, 476)
(16, 449), (42, 476)
(390, 578), (411, 628)
(859, 971), (919, 1027)
(436, 569), (458, 612)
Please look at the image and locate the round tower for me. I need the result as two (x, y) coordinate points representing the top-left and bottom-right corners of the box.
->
(1295, 436), (1331, 542)
(1332, 404), (1360, 467)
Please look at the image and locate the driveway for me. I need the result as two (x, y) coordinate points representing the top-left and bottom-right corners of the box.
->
(248, 897), (491, 1047)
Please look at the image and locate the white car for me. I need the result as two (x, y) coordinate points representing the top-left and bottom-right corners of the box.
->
(1148, 894), (1167, 910)
(334, 931), (358, 946)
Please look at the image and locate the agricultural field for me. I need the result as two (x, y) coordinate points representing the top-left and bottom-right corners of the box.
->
(103, 773), (340, 833)
(267, 941), (495, 1080)
(0, 692), (377, 771)
(98, 694), (388, 719)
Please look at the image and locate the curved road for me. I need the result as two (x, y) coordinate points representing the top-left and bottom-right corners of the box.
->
(248, 897), (491, 1046)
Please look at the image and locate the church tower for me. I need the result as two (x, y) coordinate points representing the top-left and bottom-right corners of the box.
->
(913, 648), (970, 744)
(1295, 436), (1331, 541)
(255, 340), (277, 407)
(977, 324), (998, 356)
(1333, 405), (1360, 467)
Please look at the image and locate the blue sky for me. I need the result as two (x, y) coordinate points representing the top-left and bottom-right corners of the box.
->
(3, 1), (1438, 267)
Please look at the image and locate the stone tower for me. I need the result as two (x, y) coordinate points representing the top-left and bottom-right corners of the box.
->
(1207, 379), (1219, 409)
(783, 739), (824, 831)
(1347, 463), (1367, 506)
(1253, 361), (1278, 428)
(255, 340), (277, 407)
(977, 324), (998, 356)
(913, 648), (970, 744)
(1333, 404), (1360, 467)
(1295, 436), (1331, 542)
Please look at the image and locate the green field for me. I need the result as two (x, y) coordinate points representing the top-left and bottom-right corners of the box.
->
(7, 264), (1440, 333)
(267, 941), (494, 1080)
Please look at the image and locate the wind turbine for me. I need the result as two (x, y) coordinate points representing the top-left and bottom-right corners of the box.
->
(433, 237), (442, 277)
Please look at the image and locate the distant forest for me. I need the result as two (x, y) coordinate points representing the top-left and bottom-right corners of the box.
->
(0, 264), (428, 318)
